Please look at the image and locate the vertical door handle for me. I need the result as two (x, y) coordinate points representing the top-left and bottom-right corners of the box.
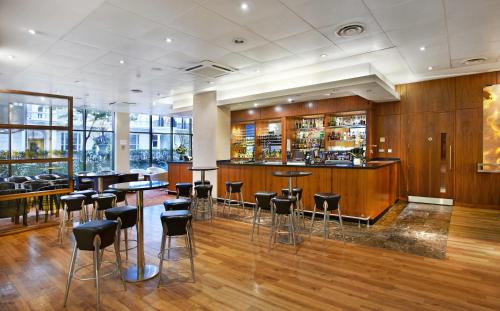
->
(449, 145), (452, 171)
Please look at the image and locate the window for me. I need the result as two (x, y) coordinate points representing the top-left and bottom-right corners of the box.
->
(129, 114), (191, 170)
(72, 108), (115, 173)
(130, 134), (139, 150)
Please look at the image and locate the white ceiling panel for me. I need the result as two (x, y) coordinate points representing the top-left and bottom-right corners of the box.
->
(107, 0), (197, 25)
(212, 27), (268, 52)
(284, 0), (369, 29)
(112, 40), (169, 61)
(367, 0), (444, 31)
(385, 20), (447, 48)
(82, 3), (159, 38)
(154, 51), (201, 69)
(240, 43), (293, 62)
(46, 40), (106, 62)
(201, 0), (288, 25)
(169, 6), (239, 40)
(216, 53), (258, 69)
(64, 23), (135, 50)
(94, 52), (146, 68)
(276, 30), (333, 54)
(336, 33), (394, 55)
(245, 8), (312, 41)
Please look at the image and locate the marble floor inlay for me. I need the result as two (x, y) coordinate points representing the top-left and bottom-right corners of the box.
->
(212, 201), (453, 259)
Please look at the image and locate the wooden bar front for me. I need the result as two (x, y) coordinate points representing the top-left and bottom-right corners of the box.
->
(167, 162), (193, 192)
(217, 161), (399, 221)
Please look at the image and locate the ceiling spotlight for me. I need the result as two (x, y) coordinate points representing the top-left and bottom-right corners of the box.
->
(40, 97), (45, 101)
(274, 105), (282, 112)
(166, 37), (172, 43)
(428, 66), (433, 71)
(320, 54), (327, 58)
(119, 60), (125, 64)
(241, 2), (249, 10)
(28, 29), (37, 35)
(307, 102), (313, 108)
(253, 103), (259, 107)
(420, 46), (426, 51)
(208, 81), (214, 84)
(7, 55), (15, 60)
(287, 98), (293, 103)
(255, 69), (260, 73)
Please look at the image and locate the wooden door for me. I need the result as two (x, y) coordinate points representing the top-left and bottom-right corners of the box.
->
(406, 112), (454, 199)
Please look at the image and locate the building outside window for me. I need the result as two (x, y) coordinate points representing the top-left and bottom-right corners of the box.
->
(129, 114), (191, 170)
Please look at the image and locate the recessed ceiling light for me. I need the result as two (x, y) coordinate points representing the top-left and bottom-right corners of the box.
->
(166, 37), (172, 43)
(119, 60), (125, 64)
(28, 29), (37, 35)
(307, 102), (313, 108)
(274, 105), (282, 112)
(420, 46), (426, 51)
(7, 55), (15, 60)
(241, 2), (249, 10)
(320, 54), (327, 58)
(208, 81), (214, 84)
(255, 69), (260, 73)
(427, 66), (433, 71)
(40, 97), (45, 101)
(287, 98), (294, 103)
(248, 109), (255, 115)
(233, 37), (246, 45)
(253, 103), (259, 107)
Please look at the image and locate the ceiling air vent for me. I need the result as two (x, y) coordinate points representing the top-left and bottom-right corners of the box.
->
(184, 60), (236, 79)
(462, 57), (487, 65)
(336, 23), (365, 37)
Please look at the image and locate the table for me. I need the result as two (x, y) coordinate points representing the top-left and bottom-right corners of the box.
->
(188, 166), (218, 183)
(77, 171), (119, 194)
(271, 171), (312, 196)
(108, 180), (168, 282)
(271, 171), (311, 244)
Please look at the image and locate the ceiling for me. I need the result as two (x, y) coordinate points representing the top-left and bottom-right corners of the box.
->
(0, 0), (499, 114)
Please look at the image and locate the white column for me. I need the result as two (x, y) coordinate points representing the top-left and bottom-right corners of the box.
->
(114, 112), (130, 173)
(192, 91), (217, 194)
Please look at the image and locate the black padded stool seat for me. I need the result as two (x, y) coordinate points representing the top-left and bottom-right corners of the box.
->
(194, 180), (210, 186)
(73, 220), (118, 251)
(70, 189), (97, 205)
(105, 206), (137, 229)
(225, 181), (243, 193)
(194, 184), (212, 199)
(92, 193), (116, 210)
(314, 193), (341, 211)
(255, 192), (277, 210)
(164, 198), (191, 211)
(104, 189), (126, 203)
(176, 183), (193, 198)
(281, 187), (303, 200)
(251, 191), (278, 241)
(60, 194), (87, 212)
(272, 196), (295, 214)
(160, 210), (193, 236)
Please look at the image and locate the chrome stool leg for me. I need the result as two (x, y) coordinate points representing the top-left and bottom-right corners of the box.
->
(309, 204), (317, 237)
(338, 205), (346, 243)
(63, 244), (78, 307)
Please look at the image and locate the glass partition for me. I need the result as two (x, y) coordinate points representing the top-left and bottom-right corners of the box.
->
(0, 90), (73, 202)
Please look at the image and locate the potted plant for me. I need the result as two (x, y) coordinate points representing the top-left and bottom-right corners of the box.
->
(349, 148), (365, 166)
(175, 144), (187, 161)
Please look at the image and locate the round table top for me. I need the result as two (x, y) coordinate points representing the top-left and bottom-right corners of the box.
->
(188, 166), (218, 171)
(108, 180), (168, 191)
(272, 171), (312, 177)
(77, 171), (119, 177)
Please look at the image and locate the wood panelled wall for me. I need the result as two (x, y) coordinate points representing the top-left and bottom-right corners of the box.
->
(373, 71), (500, 208)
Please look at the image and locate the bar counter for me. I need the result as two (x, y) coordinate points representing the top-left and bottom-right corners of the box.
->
(217, 160), (400, 223)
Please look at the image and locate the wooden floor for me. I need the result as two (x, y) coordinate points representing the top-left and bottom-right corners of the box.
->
(1, 190), (499, 311)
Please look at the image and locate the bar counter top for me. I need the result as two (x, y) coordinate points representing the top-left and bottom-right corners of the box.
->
(217, 159), (399, 169)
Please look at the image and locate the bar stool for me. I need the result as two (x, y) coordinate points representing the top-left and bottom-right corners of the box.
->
(64, 220), (126, 311)
(158, 210), (195, 287)
(269, 196), (297, 251)
(91, 193), (116, 220)
(281, 187), (305, 228)
(310, 193), (345, 241)
(193, 184), (213, 222)
(58, 194), (87, 246)
(194, 180), (210, 186)
(251, 191), (277, 241)
(103, 189), (128, 206)
(70, 189), (97, 221)
(105, 205), (137, 261)
(176, 183), (193, 199)
(164, 198), (191, 211)
(223, 181), (245, 216)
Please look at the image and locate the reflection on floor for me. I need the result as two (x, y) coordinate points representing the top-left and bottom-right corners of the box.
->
(213, 201), (452, 259)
